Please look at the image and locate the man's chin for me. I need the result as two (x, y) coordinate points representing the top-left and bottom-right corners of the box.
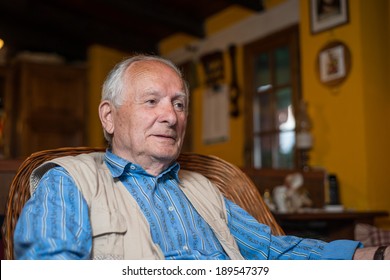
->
(151, 148), (180, 162)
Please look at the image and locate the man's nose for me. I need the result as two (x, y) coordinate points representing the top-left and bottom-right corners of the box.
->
(159, 102), (178, 125)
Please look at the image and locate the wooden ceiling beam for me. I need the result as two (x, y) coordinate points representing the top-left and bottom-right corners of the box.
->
(0, 1), (158, 59)
(100, 0), (205, 38)
(0, 0), (259, 61)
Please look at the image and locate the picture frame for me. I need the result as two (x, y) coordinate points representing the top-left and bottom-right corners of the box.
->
(317, 41), (351, 87)
(310, 0), (349, 34)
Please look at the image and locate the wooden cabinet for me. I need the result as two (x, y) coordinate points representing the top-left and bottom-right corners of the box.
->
(7, 61), (87, 158)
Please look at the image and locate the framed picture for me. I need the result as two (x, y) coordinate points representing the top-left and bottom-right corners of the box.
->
(310, 0), (349, 34)
(317, 41), (351, 86)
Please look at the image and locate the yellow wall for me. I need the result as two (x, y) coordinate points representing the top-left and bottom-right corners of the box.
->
(360, 0), (390, 224)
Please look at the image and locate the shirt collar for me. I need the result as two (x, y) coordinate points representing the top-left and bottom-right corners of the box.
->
(104, 149), (181, 181)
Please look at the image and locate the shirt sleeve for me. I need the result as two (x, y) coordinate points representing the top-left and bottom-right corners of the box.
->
(13, 166), (92, 260)
(224, 198), (362, 260)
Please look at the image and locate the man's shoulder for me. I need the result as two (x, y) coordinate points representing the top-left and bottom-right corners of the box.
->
(30, 152), (107, 193)
(53, 152), (105, 166)
(50, 152), (108, 182)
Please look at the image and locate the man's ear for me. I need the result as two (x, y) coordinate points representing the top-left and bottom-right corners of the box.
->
(99, 100), (115, 134)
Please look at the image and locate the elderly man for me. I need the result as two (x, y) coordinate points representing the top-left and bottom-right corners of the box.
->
(14, 55), (388, 260)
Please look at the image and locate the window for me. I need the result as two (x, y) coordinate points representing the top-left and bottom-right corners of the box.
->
(244, 25), (301, 169)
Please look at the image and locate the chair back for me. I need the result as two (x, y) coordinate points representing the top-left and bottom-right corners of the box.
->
(2, 147), (283, 259)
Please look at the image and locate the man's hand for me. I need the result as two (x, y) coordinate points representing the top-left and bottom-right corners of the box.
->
(353, 246), (389, 259)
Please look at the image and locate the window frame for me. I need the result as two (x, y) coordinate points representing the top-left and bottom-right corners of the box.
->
(243, 25), (301, 169)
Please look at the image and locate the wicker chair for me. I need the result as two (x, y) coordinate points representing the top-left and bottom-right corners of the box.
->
(2, 147), (284, 259)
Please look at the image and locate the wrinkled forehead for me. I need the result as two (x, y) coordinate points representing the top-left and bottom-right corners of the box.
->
(126, 60), (182, 82)
(124, 60), (188, 96)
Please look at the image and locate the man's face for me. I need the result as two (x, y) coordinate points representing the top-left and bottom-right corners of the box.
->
(109, 61), (188, 173)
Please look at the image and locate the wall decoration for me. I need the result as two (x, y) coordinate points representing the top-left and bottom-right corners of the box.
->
(310, 0), (349, 34)
(317, 41), (351, 87)
(228, 44), (240, 118)
(202, 84), (229, 144)
(200, 51), (224, 87)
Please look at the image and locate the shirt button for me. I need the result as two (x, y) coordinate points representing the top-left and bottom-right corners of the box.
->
(182, 246), (189, 250)
(168, 206), (174, 211)
(130, 166), (136, 170)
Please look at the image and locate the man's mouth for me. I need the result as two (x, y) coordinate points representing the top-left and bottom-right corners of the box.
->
(153, 134), (177, 141)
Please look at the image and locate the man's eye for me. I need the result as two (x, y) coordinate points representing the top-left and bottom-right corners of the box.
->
(174, 101), (185, 111)
(146, 99), (157, 105)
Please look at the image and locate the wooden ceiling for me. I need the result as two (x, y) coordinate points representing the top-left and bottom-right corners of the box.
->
(0, 0), (264, 61)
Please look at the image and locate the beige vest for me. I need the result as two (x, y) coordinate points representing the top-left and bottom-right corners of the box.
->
(30, 152), (244, 260)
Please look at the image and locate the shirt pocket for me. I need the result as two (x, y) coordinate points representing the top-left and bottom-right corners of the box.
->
(90, 204), (127, 259)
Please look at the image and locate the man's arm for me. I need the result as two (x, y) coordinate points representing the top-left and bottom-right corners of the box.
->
(14, 167), (92, 259)
(353, 246), (390, 260)
(224, 198), (361, 259)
